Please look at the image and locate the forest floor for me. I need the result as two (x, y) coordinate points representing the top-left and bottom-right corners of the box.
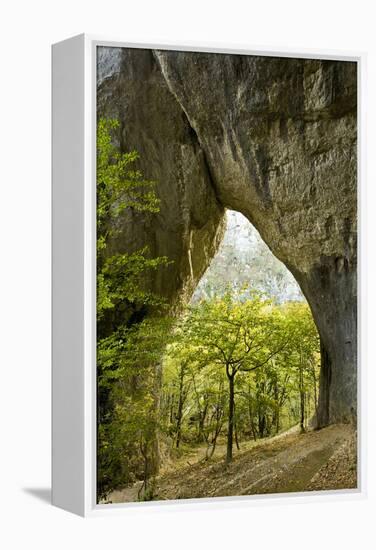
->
(106, 423), (357, 503)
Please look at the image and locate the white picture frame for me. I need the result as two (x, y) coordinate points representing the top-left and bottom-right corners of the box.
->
(52, 34), (366, 517)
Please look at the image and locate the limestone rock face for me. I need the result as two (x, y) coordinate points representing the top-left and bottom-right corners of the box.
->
(97, 48), (357, 425)
(97, 48), (225, 310)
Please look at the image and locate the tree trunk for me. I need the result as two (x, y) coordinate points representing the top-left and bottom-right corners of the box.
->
(299, 355), (306, 433)
(275, 407), (280, 434)
(175, 364), (185, 448)
(198, 402), (208, 442)
(311, 364), (319, 422)
(258, 412), (266, 438)
(248, 391), (257, 441)
(149, 363), (162, 476)
(250, 418), (257, 441)
(234, 416), (240, 451)
(273, 382), (280, 434)
(300, 390), (305, 433)
(226, 373), (235, 463)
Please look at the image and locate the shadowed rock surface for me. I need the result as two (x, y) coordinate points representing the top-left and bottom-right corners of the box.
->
(97, 48), (226, 309)
(97, 48), (357, 426)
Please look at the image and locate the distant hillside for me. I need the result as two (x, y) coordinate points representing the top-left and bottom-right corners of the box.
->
(192, 210), (304, 304)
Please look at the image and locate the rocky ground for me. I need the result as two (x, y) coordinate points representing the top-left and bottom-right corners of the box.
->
(105, 423), (357, 503)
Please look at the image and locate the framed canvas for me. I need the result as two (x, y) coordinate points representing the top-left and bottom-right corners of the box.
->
(52, 34), (366, 517)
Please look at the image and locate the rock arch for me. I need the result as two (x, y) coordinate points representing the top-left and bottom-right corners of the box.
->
(97, 47), (357, 427)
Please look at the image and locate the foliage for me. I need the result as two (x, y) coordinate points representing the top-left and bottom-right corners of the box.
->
(97, 118), (168, 324)
(96, 119), (171, 501)
(162, 295), (319, 462)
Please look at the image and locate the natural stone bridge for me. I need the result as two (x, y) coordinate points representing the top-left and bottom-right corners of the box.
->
(97, 47), (357, 427)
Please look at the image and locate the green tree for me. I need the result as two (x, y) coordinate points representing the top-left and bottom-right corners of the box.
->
(182, 289), (287, 463)
(280, 302), (320, 432)
(97, 118), (165, 326)
(96, 118), (170, 500)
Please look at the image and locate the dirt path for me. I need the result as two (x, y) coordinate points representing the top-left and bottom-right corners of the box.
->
(106, 424), (357, 503)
